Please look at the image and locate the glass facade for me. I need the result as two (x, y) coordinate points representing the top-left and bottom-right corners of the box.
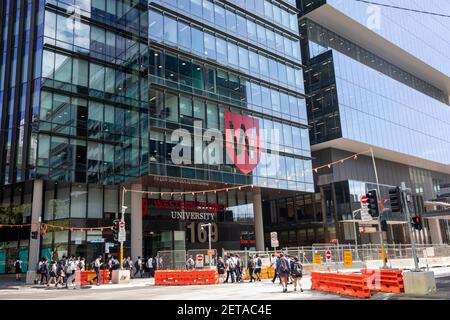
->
(300, 0), (450, 77)
(0, 0), (313, 271)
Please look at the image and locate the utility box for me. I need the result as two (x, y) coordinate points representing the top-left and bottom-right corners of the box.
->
(403, 271), (437, 295)
(112, 270), (131, 284)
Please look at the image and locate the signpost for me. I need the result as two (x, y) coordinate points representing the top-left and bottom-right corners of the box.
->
(196, 254), (204, 269)
(325, 250), (332, 263)
(118, 220), (126, 243)
(313, 254), (322, 265)
(343, 251), (353, 267)
(270, 232), (279, 250)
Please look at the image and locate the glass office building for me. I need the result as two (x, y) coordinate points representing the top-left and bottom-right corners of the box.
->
(0, 0), (312, 273)
(295, 0), (450, 245)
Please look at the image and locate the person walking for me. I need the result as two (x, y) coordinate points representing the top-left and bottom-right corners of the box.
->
(134, 256), (143, 278)
(216, 257), (226, 283)
(39, 258), (49, 285)
(254, 254), (262, 282)
(271, 254), (280, 284)
(147, 257), (154, 278)
(186, 255), (195, 270)
(276, 253), (290, 293)
(152, 256), (158, 273)
(14, 257), (23, 281)
(92, 255), (102, 286)
(79, 257), (86, 271)
(47, 261), (58, 287)
(65, 256), (77, 288)
(224, 255), (235, 283)
(247, 255), (255, 283)
(235, 254), (242, 282)
(290, 257), (304, 292)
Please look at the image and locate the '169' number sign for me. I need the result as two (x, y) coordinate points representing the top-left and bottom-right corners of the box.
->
(186, 223), (218, 243)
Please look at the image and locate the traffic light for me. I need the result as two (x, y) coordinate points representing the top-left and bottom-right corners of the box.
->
(366, 189), (379, 218)
(113, 219), (120, 241)
(381, 219), (388, 232)
(389, 187), (403, 213)
(412, 216), (423, 230)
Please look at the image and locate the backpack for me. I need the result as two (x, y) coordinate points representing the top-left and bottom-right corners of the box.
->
(15, 261), (21, 269)
(236, 259), (241, 268)
(227, 259), (235, 269)
(39, 262), (47, 273)
(280, 258), (289, 273)
(257, 258), (262, 267)
(247, 259), (254, 268)
(291, 261), (303, 276)
(124, 260), (130, 268)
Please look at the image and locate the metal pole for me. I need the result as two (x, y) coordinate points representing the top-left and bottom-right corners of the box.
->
(209, 223), (212, 268)
(370, 148), (387, 268)
(401, 183), (420, 271)
(120, 187), (126, 269)
(352, 209), (360, 260)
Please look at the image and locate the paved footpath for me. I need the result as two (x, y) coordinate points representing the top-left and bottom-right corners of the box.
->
(0, 267), (449, 300)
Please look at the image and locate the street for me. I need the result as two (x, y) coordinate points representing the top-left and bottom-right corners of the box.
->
(1, 272), (449, 300)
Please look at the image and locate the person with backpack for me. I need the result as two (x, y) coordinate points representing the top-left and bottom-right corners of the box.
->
(290, 257), (304, 292)
(39, 258), (49, 285)
(65, 256), (77, 288)
(147, 257), (154, 277)
(92, 255), (102, 286)
(254, 254), (262, 282)
(14, 257), (23, 281)
(216, 257), (225, 282)
(186, 255), (195, 270)
(152, 256), (158, 273)
(134, 256), (143, 278)
(47, 261), (58, 287)
(247, 255), (255, 283)
(224, 255), (235, 283)
(276, 253), (290, 293)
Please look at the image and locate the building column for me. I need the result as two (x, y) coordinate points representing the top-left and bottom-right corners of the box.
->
(253, 188), (265, 251)
(131, 184), (143, 259)
(26, 180), (43, 283)
(429, 218), (443, 245)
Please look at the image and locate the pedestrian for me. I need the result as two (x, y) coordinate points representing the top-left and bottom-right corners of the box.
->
(216, 257), (226, 283)
(39, 258), (49, 285)
(147, 257), (154, 277)
(55, 262), (65, 287)
(65, 256), (77, 288)
(276, 253), (290, 293)
(47, 261), (58, 287)
(79, 257), (86, 271)
(35, 259), (42, 284)
(235, 254), (242, 282)
(186, 255), (195, 270)
(254, 254), (262, 282)
(271, 254), (281, 284)
(224, 255), (235, 283)
(92, 255), (102, 286)
(290, 257), (304, 292)
(134, 256), (143, 278)
(128, 257), (134, 277)
(152, 256), (158, 273)
(247, 255), (255, 283)
(14, 257), (23, 281)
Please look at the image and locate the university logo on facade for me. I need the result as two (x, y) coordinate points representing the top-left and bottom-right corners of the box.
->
(224, 112), (261, 175)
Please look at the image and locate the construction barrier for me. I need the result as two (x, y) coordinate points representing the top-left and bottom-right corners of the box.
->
(77, 270), (110, 286)
(245, 267), (275, 280)
(361, 269), (404, 293)
(155, 270), (219, 286)
(311, 272), (372, 299)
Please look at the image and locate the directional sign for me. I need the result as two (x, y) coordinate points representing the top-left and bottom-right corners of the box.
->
(343, 251), (353, 267)
(196, 254), (204, 268)
(361, 195), (368, 205)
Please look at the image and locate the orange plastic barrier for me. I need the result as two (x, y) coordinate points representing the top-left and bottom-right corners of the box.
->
(155, 270), (219, 286)
(361, 269), (404, 293)
(311, 272), (372, 299)
(79, 270), (110, 286)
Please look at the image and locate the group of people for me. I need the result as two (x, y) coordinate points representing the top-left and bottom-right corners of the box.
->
(34, 256), (87, 288)
(215, 254), (263, 284)
(121, 256), (163, 278)
(215, 252), (303, 293)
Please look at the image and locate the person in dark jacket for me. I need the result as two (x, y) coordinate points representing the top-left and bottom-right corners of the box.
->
(247, 255), (255, 283)
(276, 253), (290, 293)
(14, 258), (23, 281)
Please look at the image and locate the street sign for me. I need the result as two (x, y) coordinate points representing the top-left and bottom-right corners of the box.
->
(343, 251), (353, 267)
(270, 232), (278, 248)
(207, 249), (215, 255)
(118, 229), (126, 242)
(313, 254), (322, 265)
(196, 254), (204, 268)
(359, 226), (377, 233)
(361, 195), (368, 205)
(325, 250), (332, 262)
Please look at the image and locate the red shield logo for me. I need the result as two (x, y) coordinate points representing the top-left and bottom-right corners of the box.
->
(224, 112), (261, 175)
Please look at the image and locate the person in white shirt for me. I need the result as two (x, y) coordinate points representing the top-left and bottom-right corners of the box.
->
(92, 256), (102, 286)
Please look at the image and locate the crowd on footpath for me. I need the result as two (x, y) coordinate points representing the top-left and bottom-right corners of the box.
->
(25, 254), (164, 288)
(214, 253), (303, 293)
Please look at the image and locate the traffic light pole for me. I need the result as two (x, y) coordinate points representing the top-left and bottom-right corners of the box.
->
(401, 183), (420, 271)
(120, 187), (126, 269)
(370, 148), (387, 268)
